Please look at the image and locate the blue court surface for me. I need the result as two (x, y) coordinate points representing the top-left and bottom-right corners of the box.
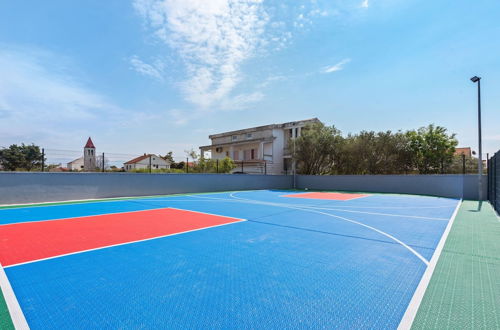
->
(0, 190), (460, 329)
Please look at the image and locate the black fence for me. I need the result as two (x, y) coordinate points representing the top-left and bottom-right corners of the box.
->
(488, 150), (499, 214)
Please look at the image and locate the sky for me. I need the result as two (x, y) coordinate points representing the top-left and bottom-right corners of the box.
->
(0, 0), (499, 162)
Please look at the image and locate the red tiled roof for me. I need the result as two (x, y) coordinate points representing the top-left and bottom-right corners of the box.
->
(84, 137), (95, 148)
(455, 147), (471, 157)
(124, 154), (153, 165)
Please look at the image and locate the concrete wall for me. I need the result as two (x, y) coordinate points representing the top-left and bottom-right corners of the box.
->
(296, 174), (488, 200)
(0, 172), (487, 205)
(0, 172), (292, 205)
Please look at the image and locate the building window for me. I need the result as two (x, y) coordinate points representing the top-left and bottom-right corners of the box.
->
(246, 133), (252, 139)
(216, 147), (223, 153)
(251, 149), (255, 159)
(232, 135), (238, 141)
(226, 151), (229, 157)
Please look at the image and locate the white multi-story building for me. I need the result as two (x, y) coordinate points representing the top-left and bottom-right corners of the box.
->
(123, 154), (171, 172)
(199, 118), (320, 175)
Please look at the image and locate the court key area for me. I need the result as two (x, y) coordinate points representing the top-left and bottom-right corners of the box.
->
(0, 190), (461, 329)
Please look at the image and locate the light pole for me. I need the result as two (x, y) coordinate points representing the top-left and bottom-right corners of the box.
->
(470, 76), (482, 201)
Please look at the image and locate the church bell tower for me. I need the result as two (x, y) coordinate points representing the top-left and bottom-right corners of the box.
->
(83, 137), (96, 171)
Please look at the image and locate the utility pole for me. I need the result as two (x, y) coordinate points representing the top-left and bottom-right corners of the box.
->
(470, 76), (483, 201)
(41, 148), (45, 172)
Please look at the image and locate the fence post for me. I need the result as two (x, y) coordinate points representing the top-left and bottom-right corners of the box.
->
(41, 148), (45, 172)
(216, 159), (219, 173)
(242, 161), (244, 173)
(264, 161), (267, 175)
(149, 155), (152, 173)
(462, 154), (466, 174)
(186, 158), (189, 173)
(102, 152), (105, 172)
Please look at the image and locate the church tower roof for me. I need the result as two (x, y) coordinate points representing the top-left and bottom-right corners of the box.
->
(84, 137), (95, 148)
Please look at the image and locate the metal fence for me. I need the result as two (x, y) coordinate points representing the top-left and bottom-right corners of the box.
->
(0, 146), (278, 175)
(488, 150), (499, 213)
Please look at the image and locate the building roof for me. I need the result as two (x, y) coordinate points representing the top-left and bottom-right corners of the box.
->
(68, 157), (83, 164)
(84, 137), (95, 148)
(200, 137), (275, 150)
(124, 154), (152, 165)
(124, 154), (169, 165)
(208, 118), (320, 139)
(455, 147), (472, 157)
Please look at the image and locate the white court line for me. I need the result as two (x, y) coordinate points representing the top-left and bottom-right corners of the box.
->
(280, 193), (370, 201)
(0, 198), (250, 227)
(4, 209), (246, 269)
(0, 198), (452, 227)
(397, 199), (462, 330)
(186, 194), (457, 211)
(0, 263), (30, 329)
(0, 206), (173, 226)
(299, 206), (449, 221)
(0, 191), (242, 208)
(204, 192), (431, 265)
(167, 207), (246, 221)
(189, 194), (451, 221)
(297, 206), (430, 265)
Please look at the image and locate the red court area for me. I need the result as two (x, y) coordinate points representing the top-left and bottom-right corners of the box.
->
(282, 192), (368, 201)
(0, 208), (243, 267)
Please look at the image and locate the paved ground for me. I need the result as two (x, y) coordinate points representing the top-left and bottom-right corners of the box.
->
(412, 200), (500, 329)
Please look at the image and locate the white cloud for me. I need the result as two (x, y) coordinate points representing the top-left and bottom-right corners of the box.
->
(0, 47), (124, 145)
(360, 0), (369, 8)
(167, 91), (264, 127)
(129, 55), (165, 81)
(322, 58), (351, 73)
(133, 0), (269, 109)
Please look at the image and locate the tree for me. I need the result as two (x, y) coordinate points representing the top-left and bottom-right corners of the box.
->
(96, 154), (110, 171)
(218, 157), (236, 173)
(292, 123), (344, 175)
(292, 123), (457, 175)
(191, 157), (235, 173)
(406, 124), (457, 174)
(336, 131), (413, 174)
(0, 144), (44, 171)
(162, 151), (174, 163)
(185, 149), (199, 161)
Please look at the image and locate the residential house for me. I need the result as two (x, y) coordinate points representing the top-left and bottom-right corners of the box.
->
(454, 147), (472, 158)
(199, 118), (320, 175)
(124, 154), (171, 172)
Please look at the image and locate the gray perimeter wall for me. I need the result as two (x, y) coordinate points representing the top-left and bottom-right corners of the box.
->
(297, 174), (487, 200)
(0, 173), (292, 205)
(0, 172), (487, 205)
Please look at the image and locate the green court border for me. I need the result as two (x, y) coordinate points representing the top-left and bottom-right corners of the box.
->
(411, 200), (500, 329)
(0, 290), (14, 330)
